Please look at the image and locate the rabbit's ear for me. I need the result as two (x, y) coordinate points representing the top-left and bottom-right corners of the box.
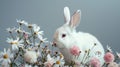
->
(70, 10), (81, 28)
(64, 7), (70, 24)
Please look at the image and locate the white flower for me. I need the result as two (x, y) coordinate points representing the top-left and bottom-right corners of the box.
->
(16, 19), (28, 26)
(15, 27), (24, 33)
(53, 56), (65, 67)
(17, 20), (34, 29)
(107, 45), (112, 52)
(33, 24), (44, 39)
(24, 51), (38, 63)
(6, 27), (15, 33)
(44, 54), (55, 67)
(6, 37), (24, 51)
(0, 48), (13, 65)
(116, 52), (120, 59)
(40, 37), (48, 43)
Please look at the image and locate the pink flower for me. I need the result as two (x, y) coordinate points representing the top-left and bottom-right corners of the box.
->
(90, 57), (101, 67)
(104, 52), (115, 63)
(44, 61), (53, 67)
(24, 33), (28, 39)
(70, 45), (80, 56)
(44, 54), (54, 67)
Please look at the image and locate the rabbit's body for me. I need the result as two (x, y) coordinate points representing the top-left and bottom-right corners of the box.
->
(53, 7), (105, 66)
(59, 31), (105, 65)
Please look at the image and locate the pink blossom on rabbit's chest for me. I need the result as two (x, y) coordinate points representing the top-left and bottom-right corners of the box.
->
(70, 45), (81, 56)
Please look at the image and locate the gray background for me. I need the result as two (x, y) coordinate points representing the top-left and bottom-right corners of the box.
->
(0, 0), (120, 52)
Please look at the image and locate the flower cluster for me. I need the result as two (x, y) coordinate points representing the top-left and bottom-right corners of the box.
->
(102, 45), (120, 67)
(68, 44), (120, 67)
(0, 20), (120, 67)
(0, 20), (65, 67)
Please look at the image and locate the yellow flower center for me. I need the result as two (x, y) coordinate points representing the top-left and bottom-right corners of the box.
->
(60, 54), (63, 59)
(56, 61), (60, 64)
(3, 54), (9, 59)
(28, 24), (33, 28)
(34, 32), (38, 35)
(10, 41), (18, 45)
(17, 29), (22, 33)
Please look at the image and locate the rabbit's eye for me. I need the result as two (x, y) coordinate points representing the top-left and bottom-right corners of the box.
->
(62, 34), (66, 38)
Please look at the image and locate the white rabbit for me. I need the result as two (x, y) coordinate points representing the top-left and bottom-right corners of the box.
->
(53, 6), (105, 67)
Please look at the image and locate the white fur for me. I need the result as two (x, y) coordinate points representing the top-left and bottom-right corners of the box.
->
(64, 7), (70, 24)
(53, 7), (105, 66)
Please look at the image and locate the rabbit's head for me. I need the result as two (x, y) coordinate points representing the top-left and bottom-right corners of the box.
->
(53, 7), (81, 49)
